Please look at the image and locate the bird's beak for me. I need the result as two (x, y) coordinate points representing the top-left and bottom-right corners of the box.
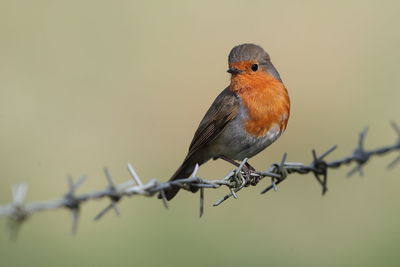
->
(227, 68), (243, 75)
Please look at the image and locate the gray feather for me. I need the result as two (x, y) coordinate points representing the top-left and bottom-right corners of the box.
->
(228, 43), (282, 82)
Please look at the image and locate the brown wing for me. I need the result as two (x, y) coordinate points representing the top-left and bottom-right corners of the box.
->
(186, 87), (240, 158)
(162, 88), (240, 200)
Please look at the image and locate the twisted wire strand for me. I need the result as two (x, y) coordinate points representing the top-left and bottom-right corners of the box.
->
(1, 123), (399, 236)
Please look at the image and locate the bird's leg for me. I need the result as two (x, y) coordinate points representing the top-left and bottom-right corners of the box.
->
(219, 155), (240, 167)
(219, 155), (250, 178)
(219, 156), (259, 186)
(245, 162), (255, 171)
(244, 162), (260, 186)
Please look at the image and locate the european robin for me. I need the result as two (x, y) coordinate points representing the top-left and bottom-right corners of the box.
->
(163, 43), (290, 200)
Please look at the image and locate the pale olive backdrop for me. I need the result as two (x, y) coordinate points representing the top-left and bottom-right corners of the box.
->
(1, 1), (400, 266)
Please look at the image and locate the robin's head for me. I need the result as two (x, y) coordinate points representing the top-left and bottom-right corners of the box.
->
(227, 43), (281, 82)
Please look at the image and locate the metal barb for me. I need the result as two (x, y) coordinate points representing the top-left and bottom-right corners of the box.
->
(0, 124), (399, 233)
(347, 165), (364, 177)
(278, 153), (288, 179)
(230, 187), (238, 199)
(346, 127), (371, 177)
(213, 188), (243, 206)
(271, 178), (278, 192)
(159, 190), (169, 210)
(127, 163), (143, 186)
(321, 173), (328, 195)
(12, 183), (28, 205)
(74, 175), (88, 190)
(359, 127), (369, 149)
(70, 208), (79, 235)
(199, 188), (204, 218)
(102, 167), (121, 216)
(213, 195), (229, 206)
(312, 149), (318, 161)
(93, 200), (120, 221)
(387, 155), (400, 170)
(310, 150), (328, 194)
(312, 172), (324, 188)
(67, 176), (74, 193)
(319, 145), (338, 160)
(391, 121), (400, 136)
(7, 219), (23, 241)
(103, 167), (114, 187)
(7, 183), (29, 240)
(94, 203), (114, 221)
(191, 164), (199, 178)
(111, 202), (120, 216)
(64, 176), (83, 233)
(280, 153), (287, 167)
(223, 170), (235, 180)
(235, 158), (248, 175)
(67, 175), (87, 194)
(260, 182), (279, 194)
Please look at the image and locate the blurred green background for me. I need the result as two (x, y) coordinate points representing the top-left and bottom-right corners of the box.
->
(1, 0), (400, 266)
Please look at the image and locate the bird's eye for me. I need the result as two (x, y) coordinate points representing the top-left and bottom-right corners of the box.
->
(251, 64), (258, 72)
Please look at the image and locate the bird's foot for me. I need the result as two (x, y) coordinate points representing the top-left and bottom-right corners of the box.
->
(219, 156), (261, 187)
(248, 174), (261, 186)
(242, 163), (260, 186)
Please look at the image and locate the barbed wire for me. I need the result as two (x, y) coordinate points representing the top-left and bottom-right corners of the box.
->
(1, 122), (400, 237)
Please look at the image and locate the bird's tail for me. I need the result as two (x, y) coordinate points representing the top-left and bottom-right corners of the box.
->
(161, 157), (199, 201)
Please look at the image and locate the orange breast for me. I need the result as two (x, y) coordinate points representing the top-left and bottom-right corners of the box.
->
(230, 71), (290, 137)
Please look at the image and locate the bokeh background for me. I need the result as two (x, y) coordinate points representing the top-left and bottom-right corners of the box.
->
(1, 1), (400, 266)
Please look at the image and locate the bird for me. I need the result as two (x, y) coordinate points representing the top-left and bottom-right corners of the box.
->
(163, 43), (290, 200)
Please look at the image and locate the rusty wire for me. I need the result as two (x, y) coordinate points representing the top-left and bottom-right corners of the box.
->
(1, 122), (400, 236)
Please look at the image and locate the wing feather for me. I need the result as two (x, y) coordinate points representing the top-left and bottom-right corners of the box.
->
(186, 88), (240, 157)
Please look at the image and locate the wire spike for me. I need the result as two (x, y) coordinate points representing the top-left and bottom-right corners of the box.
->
(0, 124), (399, 230)
(347, 164), (363, 177)
(73, 175), (87, 190)
(271, 178), (278, 192)
(93, 203), (113, 221)
(235, 158), (248, 175)
(260, 178), (283, 195)
(223, 170), (235, 180)
(213, 195), (228, 206)
(277, 153), (288, 180)
(321, 173), (328, 195)
(230, 188), (238, 199)
(312, 149), (318, 161)
(103, 167), (114, 186)
(199, 188), (204, 218)
(6, 219), (23, 241)
(312, 172), (324, 187)
(319, 145), (338, 160)
(190, 164), (199, 178)
(280, 153), (287, 167)
(12, 183), (28, 205)
(390, 121), (400, 136)
(213, 189), (239, 206)
(127, 163), (143, 186)
(387, 155), (400, 170)
(260, 186), (270, 194)
(359, 127), (369, 149)
(70, 209), (79, 235)
(67, 176), (74, 192)
(358, 165), (364, 176)
(111, 202), (120, 216)
(159, 190), (169, 210)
